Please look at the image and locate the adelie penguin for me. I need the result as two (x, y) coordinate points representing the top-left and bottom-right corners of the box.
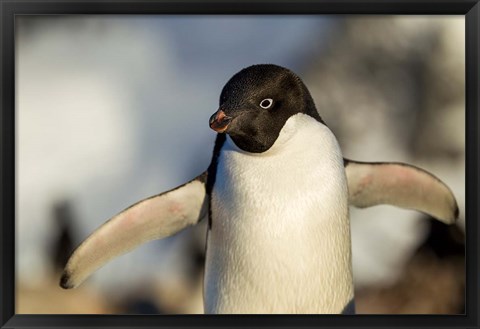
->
(60, 64), (459, 314)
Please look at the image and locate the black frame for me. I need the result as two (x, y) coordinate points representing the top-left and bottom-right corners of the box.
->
(1, 1), (479, 328)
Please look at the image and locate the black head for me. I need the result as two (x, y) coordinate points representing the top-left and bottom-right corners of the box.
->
(209, 64), (323, 153)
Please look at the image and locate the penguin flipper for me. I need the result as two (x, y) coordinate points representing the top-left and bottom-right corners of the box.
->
(344, 159), (459, 224)
(60, 172), (208, 289)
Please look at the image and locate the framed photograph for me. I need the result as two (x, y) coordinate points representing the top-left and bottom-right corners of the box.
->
(1, 1), (478, 328)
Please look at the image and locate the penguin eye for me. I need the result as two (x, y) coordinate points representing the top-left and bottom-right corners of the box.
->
(259, 98), (273, 109)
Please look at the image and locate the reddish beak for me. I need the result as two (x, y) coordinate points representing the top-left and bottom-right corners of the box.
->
(209, 110), (232, 133)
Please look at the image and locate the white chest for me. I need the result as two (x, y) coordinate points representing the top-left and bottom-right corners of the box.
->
(204, 114), (353, 314)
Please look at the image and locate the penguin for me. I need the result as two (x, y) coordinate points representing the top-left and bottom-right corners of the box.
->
(59, 64), (459, 314)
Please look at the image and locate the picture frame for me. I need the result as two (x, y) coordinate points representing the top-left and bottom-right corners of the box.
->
(1, 0), (479, 328)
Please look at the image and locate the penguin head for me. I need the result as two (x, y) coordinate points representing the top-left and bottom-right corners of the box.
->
(209, 64), (323, 153)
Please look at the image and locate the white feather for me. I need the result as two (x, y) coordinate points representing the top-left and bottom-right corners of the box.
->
(205, 113), (353, 314)
(62, 178), (207, 289)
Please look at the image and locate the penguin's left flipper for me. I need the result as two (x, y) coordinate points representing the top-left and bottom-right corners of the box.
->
(60, 172), (208, 289)
(344, 159), (459, 224)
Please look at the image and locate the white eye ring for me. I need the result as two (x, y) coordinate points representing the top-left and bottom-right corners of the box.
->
(259, 98), (273, 109)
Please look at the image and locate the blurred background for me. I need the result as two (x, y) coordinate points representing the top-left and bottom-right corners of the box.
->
(16, 15), (465, 314)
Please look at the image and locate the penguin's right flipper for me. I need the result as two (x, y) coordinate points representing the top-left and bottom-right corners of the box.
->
(60, 172), (208, 289)
(344, 159), (459, 224)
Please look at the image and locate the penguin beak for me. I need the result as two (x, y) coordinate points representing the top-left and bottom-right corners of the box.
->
(209, 109), (232, 133)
